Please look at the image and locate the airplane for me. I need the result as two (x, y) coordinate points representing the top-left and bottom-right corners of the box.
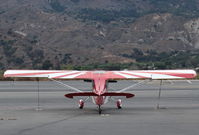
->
(4, 69), (197, 114)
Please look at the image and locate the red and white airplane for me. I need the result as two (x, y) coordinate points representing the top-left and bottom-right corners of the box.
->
(4, 69), (197, 114)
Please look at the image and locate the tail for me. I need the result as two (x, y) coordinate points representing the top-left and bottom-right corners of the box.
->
(65, 92), (134, 99)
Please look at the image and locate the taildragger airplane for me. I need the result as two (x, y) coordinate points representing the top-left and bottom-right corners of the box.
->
(4, 70), (197, 114)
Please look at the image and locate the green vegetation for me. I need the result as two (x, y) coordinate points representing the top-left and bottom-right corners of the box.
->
(8, 57), (24, 66)
(0, 39), (17, 57)
(77, 8), (138, 23)
(42, 60), (53, 70)
(149, 0), (199, 18)
(0, 49), (198, 77)
(0, 39), (16, 46)
(3, 45), (17, 57)
(71, 0), (80, 3)
(61, 53), (72, 64)
(196, 74), (199, 79)
(121, 49), (199, 69)
(0, 10), (5, 14)
(58, 50), (199, 71)
(70, 63), (133, 70)
(0, 63), (4, 70)
(49, 0), (65, 12)
(75, 0), (199, 23)
(28, 49), (44, 69)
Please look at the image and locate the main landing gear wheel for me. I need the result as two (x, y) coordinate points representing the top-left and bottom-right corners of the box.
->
(79, 99), (84, 109)
(117, 99), (122, 109)
(98, 105), (102, 114)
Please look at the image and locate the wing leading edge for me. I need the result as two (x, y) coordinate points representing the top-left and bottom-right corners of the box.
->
(4, 69), (197, 80)
(3, 70), (89, 79)
(111, 70), (197, 79)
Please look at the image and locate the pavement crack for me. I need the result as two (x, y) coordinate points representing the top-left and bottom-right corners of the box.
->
(16, 114), (82, 135)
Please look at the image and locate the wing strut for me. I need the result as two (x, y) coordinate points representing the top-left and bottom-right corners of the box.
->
(118, 80), (149, 92)
(49, 78), (83, 92)
(36, 78), (42, 111)
(157, 80), (163, 109)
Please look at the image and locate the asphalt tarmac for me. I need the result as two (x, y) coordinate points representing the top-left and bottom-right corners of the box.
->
(0, 80), (199, 135)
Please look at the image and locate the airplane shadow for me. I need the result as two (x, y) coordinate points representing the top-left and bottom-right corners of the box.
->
(21, 105), (199, 116)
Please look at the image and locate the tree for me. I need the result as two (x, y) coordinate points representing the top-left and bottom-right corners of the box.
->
(42, 60), (53, 70)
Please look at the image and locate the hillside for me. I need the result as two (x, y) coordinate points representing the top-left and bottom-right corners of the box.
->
(0, 0), (199, 69)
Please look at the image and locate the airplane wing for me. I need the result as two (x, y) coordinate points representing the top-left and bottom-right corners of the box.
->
(4, 69), (196, 80)
(3, 70), (90, 79)
(108, 70), (197, 80)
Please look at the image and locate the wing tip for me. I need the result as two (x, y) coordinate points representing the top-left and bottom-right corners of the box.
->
(3, 70), (9, 78)
(193, 70), (197, 78)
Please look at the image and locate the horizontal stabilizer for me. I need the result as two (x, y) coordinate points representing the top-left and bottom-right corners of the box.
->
(65, 92), (135, 98)
(65, 92), (98, 98)
(101, 92), (135, 98)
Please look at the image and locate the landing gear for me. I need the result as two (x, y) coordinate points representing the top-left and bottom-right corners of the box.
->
(116, 99), (122, 109)
(98, 105), (102, 114)
(79, 99), (84, 109)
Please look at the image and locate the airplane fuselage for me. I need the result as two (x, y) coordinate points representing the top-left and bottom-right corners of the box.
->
(92, 75), (107, 106)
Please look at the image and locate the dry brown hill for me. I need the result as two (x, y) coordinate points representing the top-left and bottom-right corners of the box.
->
(1, 0), (199, 69)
